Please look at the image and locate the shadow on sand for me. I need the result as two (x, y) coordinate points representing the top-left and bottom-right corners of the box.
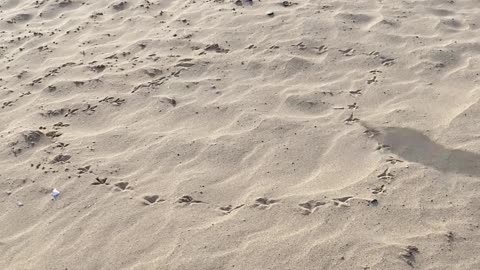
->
(362, 124), (480, 177)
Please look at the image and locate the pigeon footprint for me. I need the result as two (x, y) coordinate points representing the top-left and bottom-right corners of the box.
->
(339, 48), (355, 56)
(399, 246), (419, 267)
(298, 200), (326, 215)
(91, 177), (108, 185)
(218, 204), (245, 214)
(114, 182), (131, 191)
(332, 196), (353, 207)
(377, 168), (394, 180)
(252, 197), (280, 209)
(344, 113), (359, 124)
(315, 45), (328, 54)
(142, 195), (164, 205)
(177, 195), (204, 206)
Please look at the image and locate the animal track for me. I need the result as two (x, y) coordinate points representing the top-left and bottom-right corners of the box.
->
(19, 91), (31, 97)
(175, 58), (195, 68)
(143, 195), (164, 205)
(114, 182), (130, 191)
(177, 195), (204, 205)
(252, 197), (280, 209)
(51, 154), (71, 163)
(53, 122), (70, 129)
(370, 185), (386, 194)
(112, 1), (128, 11)
(132, 76), (167, 93)
(99, 96), (126, 106)
(291, 42), (307, 50)
(332, 196), (353, 207)
(377, 168), (394, 180)
(368, 51), (394, 66)
(143, 68), (162, 77)
(386, 157), (403, 164)
(162, 97), (177, 107)
(445, 231), (454, 243)
(339, 48), (355, 56)
(46, 130), (62, 138)
(41, 108), (65, 117)
(368, 199), (379, 207)
(92, 177), (108, 185)
(204, 44), (229, 53)
(364, 127), (379, 138)
(366, 76), (377, 84)
(381, 58), (395, 66)
(64, 108), (79, 117)
(399, 245), (419, 267)
(55, 142), (69, 149)
(90, 65), (106, 73)
(218, 204), (244, 214)
(82, 104), (97, 114)
(2, 100), (14, 109)
(344, 113), (359, 124)
(298, 200), (326, 215)
(315, 45), (328, 54)
(24, 130), (44, 145)
(376, 144), (391, 151)
(77, 165), (91, 174)
(9, 130), (45, 156)
(280, 1), (298, 7)
(234, 0), (253, 7)
(348, 102), (358, 109)
(320, 91), (334, 96)
(349, 89), (362, 96)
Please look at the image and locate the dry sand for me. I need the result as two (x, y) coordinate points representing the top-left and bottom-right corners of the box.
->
(1, 0), (480, 269)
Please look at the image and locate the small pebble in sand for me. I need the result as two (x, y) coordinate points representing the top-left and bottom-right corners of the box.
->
(51, 189), (60, 200)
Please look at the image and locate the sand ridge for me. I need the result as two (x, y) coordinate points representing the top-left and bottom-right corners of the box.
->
(1, 0), (480, 269)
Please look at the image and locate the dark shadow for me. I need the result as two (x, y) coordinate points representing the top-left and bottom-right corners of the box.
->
(362, 124), (480, 177)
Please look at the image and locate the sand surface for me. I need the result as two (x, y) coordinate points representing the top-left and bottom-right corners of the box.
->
(1, 0), (480, 269)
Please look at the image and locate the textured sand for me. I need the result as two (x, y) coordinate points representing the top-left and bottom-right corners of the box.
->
(2, 0), (480, 269)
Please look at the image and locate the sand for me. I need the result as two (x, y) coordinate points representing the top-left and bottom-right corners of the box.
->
(1, 0), (480, 269)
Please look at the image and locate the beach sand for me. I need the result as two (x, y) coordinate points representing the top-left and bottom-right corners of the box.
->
(1, 0), (480, 269)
